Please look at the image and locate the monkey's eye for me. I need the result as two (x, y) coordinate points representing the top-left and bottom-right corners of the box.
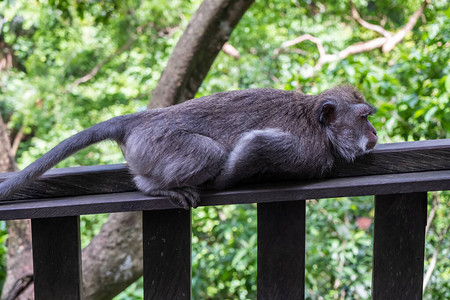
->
(361, 108), (376, 119)
(355, 104), (376, 119)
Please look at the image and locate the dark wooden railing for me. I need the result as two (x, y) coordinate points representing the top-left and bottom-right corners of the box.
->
(0, 139), (449, 299)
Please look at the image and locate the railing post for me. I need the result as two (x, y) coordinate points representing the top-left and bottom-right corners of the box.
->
(372, 192), (427, 300)
(31, 216), (82, 300)
(143, 209), (191, 299)
(257, 200), (306, 299)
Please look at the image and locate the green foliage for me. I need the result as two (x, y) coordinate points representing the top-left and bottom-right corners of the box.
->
(305, 197), (374, 299)
(0, 223), (7, 290)
(80, 214), (109, 249)
(0, 0), (448, 299)
(424, 192), (450, 300)
(115, 277), (144, 300)
(192, 205), (257, 299)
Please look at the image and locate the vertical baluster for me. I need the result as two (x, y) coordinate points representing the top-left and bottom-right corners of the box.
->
(143, 209), (191, 299)
(372, 192), (427, 300)
(257, 200), (306, 299)
(32, 216), (82, 300)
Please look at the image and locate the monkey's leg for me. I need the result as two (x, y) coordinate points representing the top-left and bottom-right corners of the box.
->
(130, 133), (228, 209)
(213, 128), (302, 189)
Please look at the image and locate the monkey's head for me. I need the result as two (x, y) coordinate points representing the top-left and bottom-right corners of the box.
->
(317, 86), (378, 161)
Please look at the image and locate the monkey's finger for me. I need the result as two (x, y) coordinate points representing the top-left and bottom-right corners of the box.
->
(145, 189), (190, 210)
(169, 194), (190, 210)
(168, 198), (189, 210)
(174, 187), (200, 209)
(184, 189), (200, 208)
(185, 192), (199, 209)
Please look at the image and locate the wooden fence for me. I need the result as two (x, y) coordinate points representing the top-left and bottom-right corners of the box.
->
(0, 139), (449, 299)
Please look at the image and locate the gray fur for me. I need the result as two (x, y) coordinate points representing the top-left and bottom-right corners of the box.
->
(0, 86), (378, 209)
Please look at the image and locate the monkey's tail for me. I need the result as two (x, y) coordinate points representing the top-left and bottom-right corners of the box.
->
(0, 114), (133, 200)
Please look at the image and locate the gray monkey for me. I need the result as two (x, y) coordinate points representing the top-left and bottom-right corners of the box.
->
(0, 85), (378, 209)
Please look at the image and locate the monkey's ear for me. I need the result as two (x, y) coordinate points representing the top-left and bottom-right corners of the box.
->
(319, 101), (336, 125)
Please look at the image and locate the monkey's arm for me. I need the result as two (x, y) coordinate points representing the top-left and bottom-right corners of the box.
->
(212, 128), (304, 189)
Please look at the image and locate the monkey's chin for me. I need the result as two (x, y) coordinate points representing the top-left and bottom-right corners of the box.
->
(356, 144), (376, 157)
(366, 142), (377, 152)
(363, 147), (375, 154)
(361, 143), (377, 155)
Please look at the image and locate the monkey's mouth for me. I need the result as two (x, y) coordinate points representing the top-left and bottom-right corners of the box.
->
(366, 141), (377, 150)
(367, 134), (378, 150)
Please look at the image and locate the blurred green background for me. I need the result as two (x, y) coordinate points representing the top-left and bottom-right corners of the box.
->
(0, 0), (448, 299)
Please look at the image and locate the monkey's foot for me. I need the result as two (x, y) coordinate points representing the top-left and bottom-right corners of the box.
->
(145, 187), (200, 210)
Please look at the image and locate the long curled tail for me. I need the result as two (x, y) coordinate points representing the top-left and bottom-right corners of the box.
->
(0, 114), (133, 200)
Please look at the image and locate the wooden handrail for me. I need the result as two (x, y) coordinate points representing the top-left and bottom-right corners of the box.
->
(0, 170), (447, 220)
(0, 139), (448, 220)
(0, 139), (449, 201)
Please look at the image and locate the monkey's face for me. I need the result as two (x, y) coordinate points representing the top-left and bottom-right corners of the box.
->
(353, 104), (378, 152)
(318, 88), (378, 161)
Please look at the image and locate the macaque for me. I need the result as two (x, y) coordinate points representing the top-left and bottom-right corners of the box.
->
(0, 85), (377, 209)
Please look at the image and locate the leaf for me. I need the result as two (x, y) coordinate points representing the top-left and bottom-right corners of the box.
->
(386, 117), (397, 132)
(424, 106), (438, 122)
(414, 108), (426, 119)
(231, 248), (248, 267)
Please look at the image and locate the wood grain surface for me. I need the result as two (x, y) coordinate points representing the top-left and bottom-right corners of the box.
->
(0, 139), (448, 201)
(0, 139), (448, 220)
(372, 193), (427, 300)
(32, 216), (82, 300)
(257, 201), (305, 299)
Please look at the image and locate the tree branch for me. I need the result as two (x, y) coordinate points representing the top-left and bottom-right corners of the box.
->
(349, 0), (392, 38)
(382, 0), (429, 52)
(10, 125), (24, 157)
(275, 0), (428, 72)
(276, 34), (327, 57)
(423, 218), (449, 291)
(222, 42), (240, 59)
(336, 38), (387, 60)
(275, 33), (387, 70)
(425, 192), (439, 236)
(4, 274), (33, 300)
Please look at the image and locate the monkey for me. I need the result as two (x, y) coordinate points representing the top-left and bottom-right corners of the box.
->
(0, 85), (378, 209)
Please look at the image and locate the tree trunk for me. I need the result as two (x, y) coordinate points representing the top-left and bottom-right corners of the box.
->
(80, 0), (254, 299)
(149, 0), (254, 108)
(0, 116), (17, 173)
(0, 116), (34, 300)
(82, 213), (143, 300)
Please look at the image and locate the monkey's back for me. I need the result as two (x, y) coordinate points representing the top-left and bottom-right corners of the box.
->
(158, 88), (321, 148)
